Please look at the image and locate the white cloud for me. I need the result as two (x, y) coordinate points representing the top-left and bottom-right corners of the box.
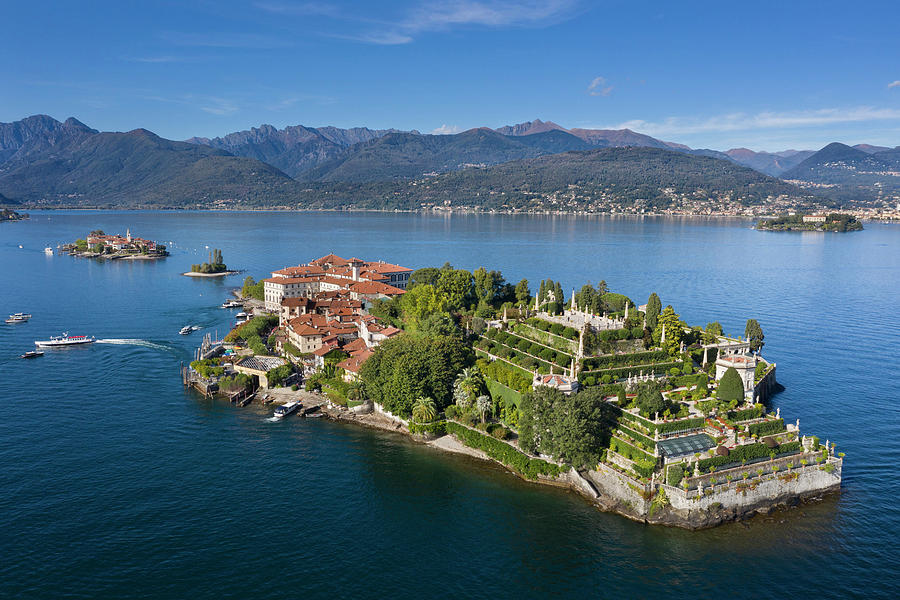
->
(587, 76), (613, 97)
(405, 0), (578, 31)
(604, 107), (900, 137)
(326, 31), (414, 45)
(161, 32), (291, 49)
(259, 0), (579, 45)
(199, 98), (239, 116)
(889, 80), (900, 88)
(431, 124), (461, 134)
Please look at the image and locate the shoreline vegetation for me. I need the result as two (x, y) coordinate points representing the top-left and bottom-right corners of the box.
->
(1, 207), (28, 221)
(756, 213), (864, 232)
(197, 258), (842, 530)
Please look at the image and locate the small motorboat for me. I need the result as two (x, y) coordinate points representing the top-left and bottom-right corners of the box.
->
(21, 350), (44, 359)
(44, 247), (53, 255)
(7, 312), (32, 323)
(179, 326), (192, 335)
(273, 401), (301, 419)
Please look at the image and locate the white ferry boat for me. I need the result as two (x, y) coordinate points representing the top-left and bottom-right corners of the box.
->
(273, 401), (301, 419)
(35, 333), (95, 347)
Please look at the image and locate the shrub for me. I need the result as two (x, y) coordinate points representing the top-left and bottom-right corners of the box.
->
(667, 464), (685, 487)
(446, 422), (562, 479)
(748, 419), (785, 437)
(445, 405), (458, 419)
(409, 421), (447, 436)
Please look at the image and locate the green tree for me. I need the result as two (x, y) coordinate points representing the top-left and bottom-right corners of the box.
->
(360, 333), (472, 417)
(636, 381), (666, 418)
(703, 321), (723, 343)
(646, 293), (661, 329)
(436, 269), (475, 311)
(653, 305), (685, 355)
(744, 319), (765, 352)
(515, 278), (530, 307)
(408, 267), (441, 288)
(473, 267), (505, 306)
(400, 284), (448, 327)
(412, 396), (437, 423)
(717, 367), (745, 404)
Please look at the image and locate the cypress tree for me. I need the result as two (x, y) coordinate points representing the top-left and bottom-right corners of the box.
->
(717, 367), (745, 404)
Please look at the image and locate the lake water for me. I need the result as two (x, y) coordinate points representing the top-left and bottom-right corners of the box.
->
(1, 211), (898, 599)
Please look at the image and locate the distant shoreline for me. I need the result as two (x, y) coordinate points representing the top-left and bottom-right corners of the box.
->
(182, 270), (239, 278)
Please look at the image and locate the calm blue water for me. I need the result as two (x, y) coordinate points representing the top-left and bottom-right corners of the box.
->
(1, 211), (898, 599)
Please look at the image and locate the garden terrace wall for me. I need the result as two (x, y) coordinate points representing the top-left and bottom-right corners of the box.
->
(661, 456), (842, 515)
(581, 349), (670, 371)
(476, 340), (557, 374)
(579, 362), (683, 382)
(480, 332), (572, 368)
(698, 440), (801, 473)
(512, 323), (577, 353)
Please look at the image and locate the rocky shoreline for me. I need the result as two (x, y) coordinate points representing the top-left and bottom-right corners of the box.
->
(313, 402), (841, 530)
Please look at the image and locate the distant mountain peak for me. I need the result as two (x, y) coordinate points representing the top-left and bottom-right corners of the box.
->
(495, 119), (566, 136)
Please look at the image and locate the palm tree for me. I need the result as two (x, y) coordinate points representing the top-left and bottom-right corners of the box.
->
(412, 396), (437, 424)
(347, 383), (365, 404)
(454, 367), (485, 408)
(475, 395), (492, 423)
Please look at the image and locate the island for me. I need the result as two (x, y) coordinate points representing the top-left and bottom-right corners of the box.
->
(756, 213), (863, 232)
(183, 253), (842, 529)
(62, 229), (168, 259)
(1, 207), (28, 222)
(183, 248), (238, 277)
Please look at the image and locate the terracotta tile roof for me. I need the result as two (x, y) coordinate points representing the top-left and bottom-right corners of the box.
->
(337, 349), (373, 373)
(348, 281), (405, 296)
(364, 261), (412, 274)
(311, 253), (349, 267)
(343, 338), (368, 353)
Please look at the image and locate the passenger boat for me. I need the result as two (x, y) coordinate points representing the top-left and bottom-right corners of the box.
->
(221, 299), (243, 308)
(179, 326), (192, 335)
(8, 312), (32, 320)
(34, 333), (95, 347)
(20, 350), (44, 359)
(273, 401), (301, 419)
(6, 316), (29, 324)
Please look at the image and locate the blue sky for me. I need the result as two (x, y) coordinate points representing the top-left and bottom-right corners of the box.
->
(4, 0), (900, 151)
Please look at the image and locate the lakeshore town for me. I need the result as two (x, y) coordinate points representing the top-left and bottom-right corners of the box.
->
(182, 252), (842, 529)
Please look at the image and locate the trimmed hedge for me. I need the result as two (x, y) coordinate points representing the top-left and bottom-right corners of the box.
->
(610, 436), (655, 463)
(656, 417), (706, 435)
(582, 349), (669, 371)
(727, 405), (765, 422)
(409, 421), (447, 436)
(580, 362), (683, 382)
(699, 440), (801, 473)
(618, 424), (655, 450)
(748, 418), (786, 437)
(446, 421), (563, 480)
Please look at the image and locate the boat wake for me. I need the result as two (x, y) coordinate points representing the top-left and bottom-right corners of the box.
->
(95, 338), (171, 352)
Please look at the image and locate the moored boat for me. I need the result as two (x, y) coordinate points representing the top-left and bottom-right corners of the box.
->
(34, 333), (95, 347)
(273, 401), (301, 419)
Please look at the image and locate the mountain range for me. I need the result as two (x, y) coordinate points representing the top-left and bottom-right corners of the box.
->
(0, 114), (895, 209)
